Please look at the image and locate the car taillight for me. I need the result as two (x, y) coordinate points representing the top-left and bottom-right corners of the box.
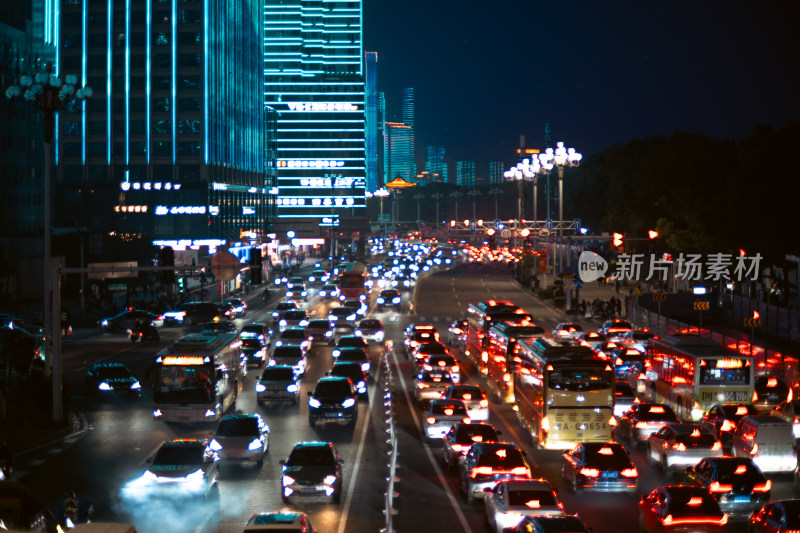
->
(417, 383), (429, 388)
(751, 443), (759, 455)
(452, 366), (459, 373)
(708, 481), (733, 493)
(541, 416), (549, 432)
(480, 399), (488, 408)
(752, 480), (771, 492)
(620, 467), (638, 477)
(510, 466), (530, 477)
(635, 421), (648, 429)
(470, 466), (494, 478)
(720, 420), (736, 432)
(450, 444), (464, 452)
(426, 417), (436, 424)
(481, 351), (488, 363)
(711, 441), (722, 451)
(663, 514), (728, 526)
(795, 416), (800, 424)
(579, 468), (600, 477)
(609, 416), (617, 427)
(752, 391), (758, 402)
(672, 442), (687, 451)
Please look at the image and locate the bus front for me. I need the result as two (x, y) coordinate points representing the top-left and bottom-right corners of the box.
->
(542, 360), (615, 449)
(696, 356), (754, 416)
(152, 354), (221, 423)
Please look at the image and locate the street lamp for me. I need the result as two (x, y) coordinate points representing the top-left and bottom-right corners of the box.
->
(539, 141), (581, 239)
(488, 187), (504, 220)
(449, 190), (462, 221)
(412, 192), (425, 230)
(6, 62), (92, 422)
(504, 157), (549, 222)
(431, 192), (444, 231)
(466, 188), (482, 220)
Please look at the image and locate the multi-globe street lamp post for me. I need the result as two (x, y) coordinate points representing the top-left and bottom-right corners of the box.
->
(466, 188), (481, 220)
(538, 141), (581, 275)
(413, 192), (425, 231)
(488, 187), (504, 220)
(449, 190), (462, 221)
(504, 156), (550, 222)
(431, 192), (444, 232)
(5, 62), (92, 421)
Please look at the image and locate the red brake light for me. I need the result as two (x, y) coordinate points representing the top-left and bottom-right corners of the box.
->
(510, 466), (530, 477)
(620, 467), (638, 477)
(711, 441), (722, 451)
(751, 443), (759, 455)
(426, 417), (436, 424)
(479, 399), (488, 408)
(672, 442), (687, 451)
(709, 481), (733, 493)
(470, 466), (493, 478)
(579, 468), (600, 477)
(635, 421), (648, 429)
(752, 480), (771, 492)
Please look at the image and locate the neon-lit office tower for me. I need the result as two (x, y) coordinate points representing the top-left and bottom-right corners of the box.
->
(365, 51), (379, 192)
(384, 122), (413, 182)
(55, 0), (274, 245)
(402, 87), (415, 177)
(264, 0), (366, 234)
(425, 145), (448, 183)
(489, 161), (506, 184)
(456, 160), (476, 187)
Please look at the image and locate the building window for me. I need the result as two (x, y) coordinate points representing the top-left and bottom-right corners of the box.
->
(63, 120), (80, 135)
(154, 120), (170, 134)
(155, 33), (169, 46)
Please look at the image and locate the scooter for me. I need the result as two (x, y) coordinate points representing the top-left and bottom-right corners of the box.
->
(128, 322), (160, 343)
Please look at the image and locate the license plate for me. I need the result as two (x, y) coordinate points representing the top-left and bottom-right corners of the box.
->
(325, 413), (341, 418)
(601, 471), (618, 478)
(301, 487), (317, 494)
(733, 495), (751, 503)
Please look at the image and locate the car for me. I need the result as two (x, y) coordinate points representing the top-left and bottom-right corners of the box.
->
(331, 323), (357, 345)
(271, 301), (299, 324)
(0, 480), (61, 532)
(243, 511), (318, 533)
(613, 381), (636, 418)
(331, 335), (369, 359)
(328, 306), (358, 325)
(699, 403), (759, 446)
(410, 341), (450, 368)
(646, 423), (723, 477)
(239, 322), (272, 345)
(404, 324), (440, 350)
(457, 442), (532, 504)
(505, 515), (592, 533)
(125, 439), (220, 500)
(484, 478), (566, 533)
(256, 365), (301, 405)
(84, 362), (142, 398)
(414, 369), (456, 406)
(334, 348), (371, 376)
(342, 299), (368, 317)
(448, 319), (468, 346)
(285, 276), (309, 301)
(280, 442), (343, 503)
(209, 413), (270, 466)
(638, 485), (728, 533)
(308, 269), (329, 286)
(442, 422), (501, 470)
(575, 331), (607, 346)
(355, 319), (384, 343)
(753, 377), (791, 413)
(551, 322), (583, 340)
(318, 283), (339, 299)
(307, 376), (359, 429)
(598, 319), (633, 339)
(376, 289), (402, 308)
(98, 309), (164, 332)
(683, 457), (771, 520)
(240, 337), (268, 368)
(274, 328), (310, 355)
(771, 399), (800, 438)
(562, 441), (638, 494)
(223, 297), (247, 318)
(749, 499), (800, 533)
(278, 309), (309, 332)
(269, 345), (307, 378)
(730, 415), (797, 474)
(619, 329), (656, 351)
(162, 302), (224, 326)
(329, 361), (368, 398)
(616, 403), (680, 444)
(442, 384), (489, 421)
(198, 320), (238, 335)
(215, 301), (237, 320)
(422, 353), (461, 383)
(590, 341), (620, 361)
(610, 347), (645, 379)
(423, 399), (470, 441)
(305, 318), (334, 345)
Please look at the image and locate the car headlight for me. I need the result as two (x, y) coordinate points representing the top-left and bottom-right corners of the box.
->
(392, 297), (401, 304)
(98, 382), (112, 391)
(131, 381), (141, 390)
(282, 475), (295, 486)
(209, 439), (222, 451)
(268, 359), (276, 366)
(184, 469), (205, 486)
(143, 470), (159, 482)
(309, 397), (322, 408)
(301, 291), (307, 296)
(376, 298), (385, 304)
(325, 331), (332, 337)
(101, 319), (109, 327)
(323, 475), (337, 486)
(255, 383), (267, 393)
(247, 438), (263, 451)
(328, 315), (336, 321)
(347, 314), (356, 321)
(332, 350), (341, 358)
(299, 320), (309, 327)
(319, 291), (327, 297)
(342, 398), (356, 408)
(359, 294), (366, 301)
(355, 329), (363, 336)
(286, 383), (299, 393)
(275, 340), (283, 347)
(361, 362), (370, 372)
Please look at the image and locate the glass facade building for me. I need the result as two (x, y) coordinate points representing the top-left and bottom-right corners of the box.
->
(384, 122), (413, 182)
(489, 161), (505, 184)
(364, 51), (378, 192)
(425, 145), (447, 183)
(55, 0), (274, 247)
(263, 0), (366, 234)
(456, 160), (475, 187)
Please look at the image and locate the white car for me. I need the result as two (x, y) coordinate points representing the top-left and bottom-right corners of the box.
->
(423, 399), (470, 440)
(484, 478), (566, 533)
(244, 512), (317, 532)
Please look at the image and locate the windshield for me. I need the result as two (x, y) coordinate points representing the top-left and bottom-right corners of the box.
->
(507, 489), (557, 507)
(674, 431), (717, 447)
(97, 366), (131, 380)
(241, 339), (263, 349)
(309, 320), (330, 329)
(716, 460), (766, 484)
(337, 350), (367, 362)
(638, 405), (679, 422)
(431, 403), (467, 416)
(456, 425), (497, 443)
(287, 447), (335, 466)
(360, 320), (382, 328)
(582, 444), (631, 468)
(615, 383), (634, 397)
(216, 417), (258, 437)
(338, 337), (365, 348)
(260, 367), (294, 381)
(153, 445), (203, 466)
(315, 380), (353, 396)
(548, 366), (613, 392)
(449, 386), (483, 401)
(720, 404), (758, 419)
(273, 346), (302, 359)
(154, 366), (215, 404)
(477, 445), (526, 468)
(331, 364), (363, 380)
(421, 372), (452, 383)
(241, 325), (264, 335)
(281, 329), (307, 339)
(668, 488), (721, 517)
(284, 311), (307, 320)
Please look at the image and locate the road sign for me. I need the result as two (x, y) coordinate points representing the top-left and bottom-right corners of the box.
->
(652, 294), (666, 302)
(469, 221), (477, 233)
(574, 279), (583, 289)
(574, 218), (581, 232)
(538, 227), (551, 238)
(538, 248), (549, 273)
(632, 287), (642, 297)
(693, 301), (710, 311)
(500, 229), (512, 238)
(494, 219), (501, 227)
(744, 317), (761, 327)
(546, 219), (552, 230)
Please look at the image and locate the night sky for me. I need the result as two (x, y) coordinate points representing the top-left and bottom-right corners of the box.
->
(363, 1), (800, 169)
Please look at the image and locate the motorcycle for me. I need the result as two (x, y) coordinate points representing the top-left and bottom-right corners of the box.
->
(55, 490), (93, 530)
(128, 321), (160, 343)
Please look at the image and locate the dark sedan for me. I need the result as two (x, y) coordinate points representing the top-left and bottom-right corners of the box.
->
(85, 362), (142, 398)
(98, 309), (164, 332)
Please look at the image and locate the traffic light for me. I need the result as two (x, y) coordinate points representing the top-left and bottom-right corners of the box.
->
(612, 233), (624, 247)
(160, 247), (175, 284)
(177, 276), (184, 292)
(250, 247), (263, 284)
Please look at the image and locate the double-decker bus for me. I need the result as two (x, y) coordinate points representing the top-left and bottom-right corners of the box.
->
(636, 334), (754, 422)
(513, 335), (615, 449)
(485, 320), (546, 403)
(152, 332), (245, 422)
(465, 300), (531, 373)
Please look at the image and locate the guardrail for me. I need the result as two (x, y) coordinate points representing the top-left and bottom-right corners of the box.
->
(380, 341), (398, 533)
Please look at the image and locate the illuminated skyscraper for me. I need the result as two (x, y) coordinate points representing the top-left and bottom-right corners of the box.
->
(384, 122), (413, 182)
(365, 51), (379, 192)
(456, 161), (476, 187)
(489, 161), (506, 184)
(425, 145), (448, 183)
(402, 87), (415, 177)
(263, 0), (366, 235)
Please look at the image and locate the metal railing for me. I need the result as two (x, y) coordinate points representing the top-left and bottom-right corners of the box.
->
(380, 341), (398, 533)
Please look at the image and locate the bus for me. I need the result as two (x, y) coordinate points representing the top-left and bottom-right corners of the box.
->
(152, 332), (245, 423)
(338, 261), (369, 301)
(485, 320), (546, 403)
(465, 300), (531, 373)
(513, 335), (615, 449)
(636, 334), (755, 422)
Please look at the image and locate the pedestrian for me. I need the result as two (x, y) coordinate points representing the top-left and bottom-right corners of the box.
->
(608, 298), (616, 319)
(615, 297), (622, 316)
(615, 279), (620, 294)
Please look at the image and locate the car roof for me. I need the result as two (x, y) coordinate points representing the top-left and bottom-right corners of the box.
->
(161, 438), (206, 448)
(502, 478), (552, 491)
(246, 511), (304, 527)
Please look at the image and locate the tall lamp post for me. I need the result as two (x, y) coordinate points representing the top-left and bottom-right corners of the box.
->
(488, 187), (504, 220)
(466, 188), (481, 220)
(431, 192), (444, 232)
(504, 157), (547, 222)
(413, 192), (425, 230)
(6, 62), (92, 422)
(449, 190), (462, 221)
(539, 141), (581, 276)
(369, 188), (390, 242)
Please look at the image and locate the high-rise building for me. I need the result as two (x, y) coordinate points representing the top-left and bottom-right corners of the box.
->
(384, 122), (413, 182)
(489, 161), (506, 184)
(264, 0), (366, 235)
(425, 145), (448, 183)
(365, 51), (379, 192)
(54, 0), (274, 249)
(456, 161), (476, 187)
(378, 91), (386, 186)
(402, 87), (415, 177)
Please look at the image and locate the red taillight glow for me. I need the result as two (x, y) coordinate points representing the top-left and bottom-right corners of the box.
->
(635, 421), (649, 429)
(720, 420), (736, 432)
(709, 481), (733, 493)
(510, 466), (530, 477)
(609, 416), (617, 427)
(672, 442), (687, 451)
(426, 417), (436, 424)
(479, 399), (488, 408)
(753, 480), (771, 492)
(470, 466), (494, 478)
(450, 444), (464, 452)
(580, 468), (600, 477)
(662, 514), (727, 526)
(711, 441), (722, 451)
(620, 467), (638, 477)
(751, 443), (759, 455)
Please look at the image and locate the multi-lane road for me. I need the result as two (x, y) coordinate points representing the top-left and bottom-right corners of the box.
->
(15, 260), (798, 532)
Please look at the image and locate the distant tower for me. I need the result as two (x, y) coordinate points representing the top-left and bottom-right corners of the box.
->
(544, 123), (551, 148)
(365, 52), (379, 192)
(402, 88), (416, 177)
